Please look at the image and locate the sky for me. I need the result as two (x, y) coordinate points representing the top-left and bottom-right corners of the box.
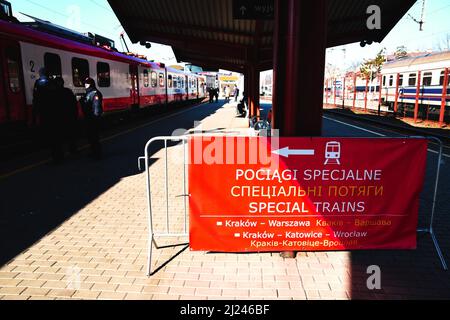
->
(9, 0), (450, 72)
(326, 0), (450, 71)
(11, 0), (178, 64)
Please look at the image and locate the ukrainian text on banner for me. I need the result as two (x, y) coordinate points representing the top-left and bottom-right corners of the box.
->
(189, 137), (428, 252)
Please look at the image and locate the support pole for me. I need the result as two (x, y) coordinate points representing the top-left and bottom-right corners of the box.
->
(272, 0), (327, 259)
(439, 68), (448, 127)
(249, 65), (260, 120)
(342, 77), (346, 109)
(246, 67), (254, 119)
(364, 77), (369, 112)
(272, 0), (327, 137)
(414, 71), (422, 123)
(378, 74), (383, 115)
(353, 74), (357, 110)
(333, 78), (337, 107)
(394, 73), (400, 114)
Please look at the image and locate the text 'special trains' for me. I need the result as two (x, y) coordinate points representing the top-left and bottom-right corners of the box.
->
(0, 2), (207, 128)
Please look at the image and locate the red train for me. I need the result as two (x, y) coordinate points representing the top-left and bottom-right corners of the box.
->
(0, 2), (206, 128)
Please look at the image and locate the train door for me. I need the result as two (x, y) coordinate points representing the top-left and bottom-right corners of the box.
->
(0, 39), (26, 123)
(129, 64), (139, 106)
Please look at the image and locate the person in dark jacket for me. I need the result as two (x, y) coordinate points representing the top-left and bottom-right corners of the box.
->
(32, 67), (51, 126)
(208, 87), (214, 103)
(33, 68), (64, 163)
(234, 85), (240, 102)
(80, 77), (103, 159)
(214, 87), (219, 103)
(237, 91), (248, 117)
(55, 77), (78, 155)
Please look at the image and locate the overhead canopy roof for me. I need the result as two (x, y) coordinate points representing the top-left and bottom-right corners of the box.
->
(108, 0), (415, 72)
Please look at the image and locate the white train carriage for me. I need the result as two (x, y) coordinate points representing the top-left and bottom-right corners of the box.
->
(380, 51), (450, 118)
(138, 62), (167, 107)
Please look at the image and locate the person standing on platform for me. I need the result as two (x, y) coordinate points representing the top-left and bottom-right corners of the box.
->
(80, 77), (103, 159)
(55, 77), (78, 156)
(32, 67), (51, 127)
(225, 85), (231, 102)
(234, 85), (240, 102)
(214, 87), (219, 103)
(33, 68), (63, 163)
(208, 87), (214, 103)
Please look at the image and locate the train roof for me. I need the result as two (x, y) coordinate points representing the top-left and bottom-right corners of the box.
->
(166, 66), (202, 75)
(383, 50), (450, 69)
(0, 19), (163, 68)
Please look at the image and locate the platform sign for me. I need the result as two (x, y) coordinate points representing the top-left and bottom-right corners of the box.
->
(232, 0), (274, 20)
(189, 137), (428, 252)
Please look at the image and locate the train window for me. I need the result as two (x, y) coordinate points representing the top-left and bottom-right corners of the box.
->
(389, 75), (394, 87)
(168, 75), (173, 88)
(173, 76), (178, 88)
(439, 71), (450, 86)
(143, 69), (149, 87)
(151, 71), (157, 88)
(422, 72), (432, 86)
(44, 53), (62, 79)
(398, 74), (403, 86)
(382, 76), (386, 86)
(72, 58), (90, 87)
(408, 73), (416, 86)
(159, 73), (165, 87)
(6, 48), (21, 93)
(97, 62), (110, 87)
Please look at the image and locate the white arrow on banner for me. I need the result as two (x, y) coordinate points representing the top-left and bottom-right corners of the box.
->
(272, 147), (315, 158)
(240, 6), (247, 15)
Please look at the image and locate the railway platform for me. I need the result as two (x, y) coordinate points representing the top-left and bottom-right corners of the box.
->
(1, 100), (450, 300)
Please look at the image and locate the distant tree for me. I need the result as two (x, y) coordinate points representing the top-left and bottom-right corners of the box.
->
(359, 50), (385, 81)
(325, 63), (342, 80)
(433, 33), (450, 52)
(394, 45), (408, 59)
(348, 60), (363, 72)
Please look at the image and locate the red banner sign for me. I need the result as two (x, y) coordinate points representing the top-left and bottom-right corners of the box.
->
(189, 137), (428, 252)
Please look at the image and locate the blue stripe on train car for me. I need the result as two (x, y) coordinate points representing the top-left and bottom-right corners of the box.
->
(355, 86), (380, 92)
(399, 87), (450, 102)
(402, 87), (450, 94)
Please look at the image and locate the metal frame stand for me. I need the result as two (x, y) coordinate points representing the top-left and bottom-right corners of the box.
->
(414, 136), (448, 270)
(139, 136), (190, 276)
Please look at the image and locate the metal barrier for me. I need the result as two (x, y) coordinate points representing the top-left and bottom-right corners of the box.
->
(139, 135), (448, 276)
(138, 132), (248, 276)
(138, 136), (190, 276)
(415, 136), (447, 270)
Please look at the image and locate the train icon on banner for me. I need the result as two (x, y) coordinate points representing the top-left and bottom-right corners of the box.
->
(324, 141), (341, 165)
